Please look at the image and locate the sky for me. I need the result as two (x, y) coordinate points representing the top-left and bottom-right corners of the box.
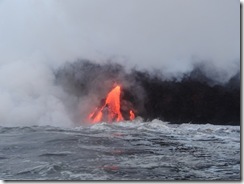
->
(0, 0), (240, 127)
(0, 0), (240, 72)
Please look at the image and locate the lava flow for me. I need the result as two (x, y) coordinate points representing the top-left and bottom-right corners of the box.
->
(88, 85), (135, 123)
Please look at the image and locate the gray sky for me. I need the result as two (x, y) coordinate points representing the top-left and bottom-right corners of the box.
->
(0, 0), (240, 127)
(0, 0), (240, 72)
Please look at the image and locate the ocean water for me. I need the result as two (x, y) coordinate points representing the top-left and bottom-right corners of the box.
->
(0, 119), (240, 180)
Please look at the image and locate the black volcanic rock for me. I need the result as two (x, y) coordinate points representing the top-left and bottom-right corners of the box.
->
(55, 60), (240, 125)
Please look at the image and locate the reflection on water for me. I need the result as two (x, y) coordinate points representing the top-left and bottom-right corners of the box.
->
(0, 120), (240, 180)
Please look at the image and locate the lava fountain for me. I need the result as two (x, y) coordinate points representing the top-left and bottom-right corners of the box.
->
(88, 85), (135, 123)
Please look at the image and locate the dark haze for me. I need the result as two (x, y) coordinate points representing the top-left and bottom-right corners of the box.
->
(55, 60), (240, 125)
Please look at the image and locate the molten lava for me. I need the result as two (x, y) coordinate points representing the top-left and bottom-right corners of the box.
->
(129, 110), (135, 120)
(88, 85), (135, 123)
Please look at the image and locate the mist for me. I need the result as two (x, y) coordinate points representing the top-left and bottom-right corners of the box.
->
(0, 0), (240, 127)
(55, 60), (240, 125)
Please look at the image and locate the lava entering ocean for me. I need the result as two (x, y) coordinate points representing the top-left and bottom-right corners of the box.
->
(88, 85), (135, 123)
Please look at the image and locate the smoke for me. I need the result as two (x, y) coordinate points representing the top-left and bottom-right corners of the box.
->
(55, 60), (240, 126)
(0, 57), (240, 127)
(132, 64), (240, 125)
(0, 59), (74, 127)
(54, 60), (145, 125)
(0, 0), (239, 69)
(0, 0), (239, 127)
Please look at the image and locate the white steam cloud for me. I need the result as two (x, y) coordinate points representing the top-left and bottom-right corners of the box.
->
(0, 0), (239, 127)
(0, 58), (73, 127)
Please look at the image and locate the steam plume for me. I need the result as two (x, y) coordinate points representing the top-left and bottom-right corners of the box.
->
(55, 59), (240, 125)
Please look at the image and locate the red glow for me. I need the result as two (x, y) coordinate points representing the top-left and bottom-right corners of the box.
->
(88, 85), (136, 123)
(88, 85), (124, 123)
(129, 110), (135, 120)
(105, 85), (123, 122)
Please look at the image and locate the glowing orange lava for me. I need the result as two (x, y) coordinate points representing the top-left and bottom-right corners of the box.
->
(129, 110), (135, 120)
(88, 85), (135, 123)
